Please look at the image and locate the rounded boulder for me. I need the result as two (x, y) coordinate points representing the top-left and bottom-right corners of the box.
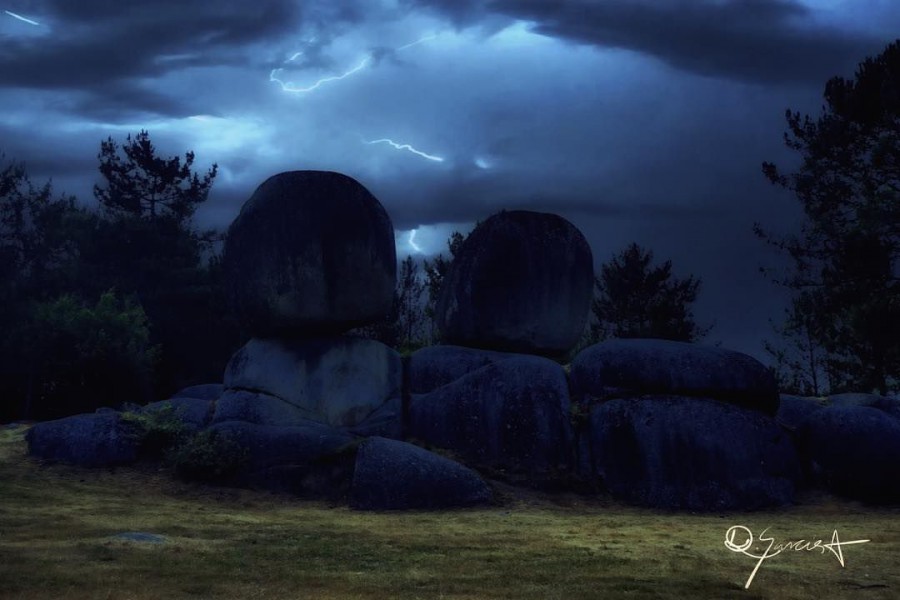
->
(589, 396), (800, 510)
(435, 210), (593, 357)
(570, 338), (779, 415)
(797, 406), (900, 502)
(408, 355), (574, 476)
(350, 437), (492, 510)
(223, 171), (396, 336)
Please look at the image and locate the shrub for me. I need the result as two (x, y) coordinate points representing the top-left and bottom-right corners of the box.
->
(167, 429), (248, 483)
(120, 403), (189, 459)
(17, 289), (159, 419)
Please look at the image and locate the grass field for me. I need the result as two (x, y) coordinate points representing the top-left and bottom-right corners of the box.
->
(1, 423), (898, 599)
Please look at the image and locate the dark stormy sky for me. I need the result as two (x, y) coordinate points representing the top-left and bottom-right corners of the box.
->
(2, 1), (898, 362)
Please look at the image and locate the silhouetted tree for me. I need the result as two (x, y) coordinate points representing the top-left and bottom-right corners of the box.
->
(397, 255), (426, 350)
(758, 40), (900, 394)
(764, 290), (833, 396)
(422, 230), (465, 342)
(84, 132), (237, 397)
(95, 130), (217, 223)
(590, 242), (710, 342)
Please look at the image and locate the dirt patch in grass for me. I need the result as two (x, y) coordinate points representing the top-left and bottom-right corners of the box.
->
(1, 424), (898, 599)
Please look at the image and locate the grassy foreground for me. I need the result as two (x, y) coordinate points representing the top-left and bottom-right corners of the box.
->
(1, 424), (898, 600)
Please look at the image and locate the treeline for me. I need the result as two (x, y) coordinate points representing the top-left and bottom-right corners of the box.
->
(0, 132), (241, 422)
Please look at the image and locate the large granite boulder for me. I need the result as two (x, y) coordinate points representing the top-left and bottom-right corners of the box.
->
(570, 339), (779, 415)
(407, 345), (516, 394)
(588, 396), (799, 510)
(434, 210), (593, 357)
(223, 170), (396, 336)
(408, 355), (574, 477)
(797, 406), (900, 502)
(206, 421), (357, 495)
(350, 437), (492, 510)
(26, 413), (140, 467)
(224, 337), (402, 433)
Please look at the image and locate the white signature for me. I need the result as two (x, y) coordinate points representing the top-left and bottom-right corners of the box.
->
(724, 526), (870, 589)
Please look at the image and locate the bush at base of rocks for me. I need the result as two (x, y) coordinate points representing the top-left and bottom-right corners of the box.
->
(121, 404), (190, 459)
(167, 429), (249, 483)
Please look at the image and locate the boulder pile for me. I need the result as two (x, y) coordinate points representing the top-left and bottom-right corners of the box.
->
(24, 170), (900, 511)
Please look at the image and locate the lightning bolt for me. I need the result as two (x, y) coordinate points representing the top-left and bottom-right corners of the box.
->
(396, 33), (438, 51)
(4, 10), (39, 25)
(271, 33), (439, 95)
(365, 138), (445, 163)
(408, 230), (423, 253)
(270, 56), (372, 94)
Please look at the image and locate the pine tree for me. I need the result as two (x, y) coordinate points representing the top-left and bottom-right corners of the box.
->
(758, 40), (900, 394)
(591, 243), (710, 343)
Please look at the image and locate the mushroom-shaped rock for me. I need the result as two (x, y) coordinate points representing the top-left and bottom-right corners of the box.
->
(350, 437), (492, 510)
(435, 210), (593, 357)
(223, 171), (396, 336)
(570, 339), (779, 415)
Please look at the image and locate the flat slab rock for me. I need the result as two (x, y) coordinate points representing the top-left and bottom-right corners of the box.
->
(570, 338), (779, 415)
(350, 437), (492, 510)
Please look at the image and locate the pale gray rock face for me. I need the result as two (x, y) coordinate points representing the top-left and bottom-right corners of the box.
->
(224, 336), (402, 430)
(223, 170), (396, 337)
(588, 396), (800, 511)
(570, 338), (780, 415)
(434, 210), (593, 357)
(350, 437), (492, 510)
(408, 355), (574, 475)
